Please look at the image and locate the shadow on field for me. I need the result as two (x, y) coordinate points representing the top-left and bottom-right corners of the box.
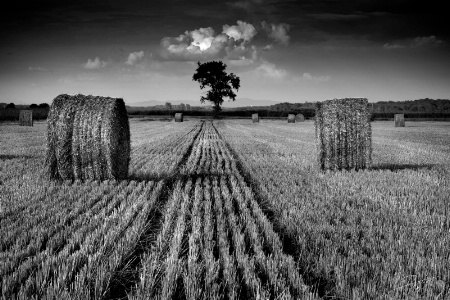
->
(371, 163), (435, 172)
(0, 154), (35, 160)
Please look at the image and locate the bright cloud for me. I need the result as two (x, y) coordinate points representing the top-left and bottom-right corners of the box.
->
(222, 20), (257, 42)
(160, 21), (258, 61)
(83, 57), (108, 69)
(189, 27), (215, 50)
(126, 51), (145, 65)
(261, 21), (291, 46)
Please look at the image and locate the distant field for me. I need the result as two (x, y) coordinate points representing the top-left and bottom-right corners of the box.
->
(1, 119), (449, 299)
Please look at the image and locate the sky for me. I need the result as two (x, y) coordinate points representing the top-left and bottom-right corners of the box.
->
(1, 0), (450, 105)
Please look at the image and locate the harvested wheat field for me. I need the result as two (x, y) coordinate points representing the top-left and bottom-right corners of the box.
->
(1, 119), (450, 300)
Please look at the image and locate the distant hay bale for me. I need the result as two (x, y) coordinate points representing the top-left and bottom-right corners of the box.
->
(295, 113), (305, 122)
(252, 113), (259, 123)
(394, 114), (405, 127)
(175, 113), (183, 122)
(19, 110), (33, 126)
(288, 114), (295, 123)
(315, 98), (372, 171)
(45, 94), (130, 181)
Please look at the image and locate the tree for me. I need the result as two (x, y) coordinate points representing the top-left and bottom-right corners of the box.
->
(192, 61), (240, 117)
(39, 103), (49, 108)
(29, 104), (38, 109)
(186, 104), (191, 111)
(5, 103), (15, 109)
(165, 102), (172, 110)
(179, 103), (185, 111)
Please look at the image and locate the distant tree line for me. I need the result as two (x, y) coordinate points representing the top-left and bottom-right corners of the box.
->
(0, 103), (50, 121)
(127, 109), (316, 119)
(2, 99), (450, 122)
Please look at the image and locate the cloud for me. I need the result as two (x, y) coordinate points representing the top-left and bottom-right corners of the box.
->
(83, 57), (108, 69)
(254, 59), (287, 79)
(261, 21), (291, 46)
(160, 28), (229, 60)
(383, 35), (444, 49)
(302, 72), (330, 82)
(383, 43), (405, 49)
(412, 36), (443, 47)
(222, 20), (257, 42)
(226, 45), (259, 67)
(190, 27), (216, 50)
(28, 66), (48, 71)
(262, 44), (273, 51)
(160, 21), (258, 61)
(126, 51), (145, 65)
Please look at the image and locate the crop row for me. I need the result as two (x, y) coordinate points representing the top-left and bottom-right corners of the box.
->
(130, 121), (318, 299)
(215, 120), (450, 299)
(0, 121), (205, 299)
(1, 180), (163, 299)
(129, 121), (203, 180)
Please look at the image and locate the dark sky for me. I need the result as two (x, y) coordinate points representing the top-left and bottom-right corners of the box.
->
(1, 0), (449, 104)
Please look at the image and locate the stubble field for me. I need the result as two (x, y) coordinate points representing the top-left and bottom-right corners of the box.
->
(1, 119), (449, 300)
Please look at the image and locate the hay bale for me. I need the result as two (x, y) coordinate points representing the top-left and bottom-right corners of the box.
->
(19, 110), (33, 126)
(295, 113), (305, 122)
(45, 94), (130, 181)
(394, 114), (405, 127)
(252, 113), (259, 123)
(175, 113), (183, 122)
(288, 114), (295, 123)
(315, 98), (372, 171)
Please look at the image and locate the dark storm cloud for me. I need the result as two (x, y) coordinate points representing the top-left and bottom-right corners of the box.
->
(269, 0), (450, 44)
(1, 0), (445, 50)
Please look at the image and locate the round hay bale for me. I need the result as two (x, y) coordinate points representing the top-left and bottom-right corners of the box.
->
(394, 114), (405, 127)
(252, 113), (259, 123)
(287, 114), (295, 123)
(19, 110), (33, 126)
(315, 98), (372, 171)
(45, 94), (130, 181)
(295, 113), (305, 122)
(175, 113), (183, 122)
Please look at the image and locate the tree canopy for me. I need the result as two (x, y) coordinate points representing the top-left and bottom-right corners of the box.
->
(192, 61), (240, 116)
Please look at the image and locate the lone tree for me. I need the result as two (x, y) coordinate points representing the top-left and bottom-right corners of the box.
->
(192, 61), (240, 117)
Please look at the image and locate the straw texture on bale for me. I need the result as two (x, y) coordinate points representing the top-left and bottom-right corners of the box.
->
(175, 113), (183, 122)
(19, 110), (33, 126)
(295, 113), (305, 122)
(45, 94), (130, 181)
(395, 114), (405, 127)
(315, 98), (372, 171)
(288, 114), (295, 123)
(252, 113), (259, 123)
